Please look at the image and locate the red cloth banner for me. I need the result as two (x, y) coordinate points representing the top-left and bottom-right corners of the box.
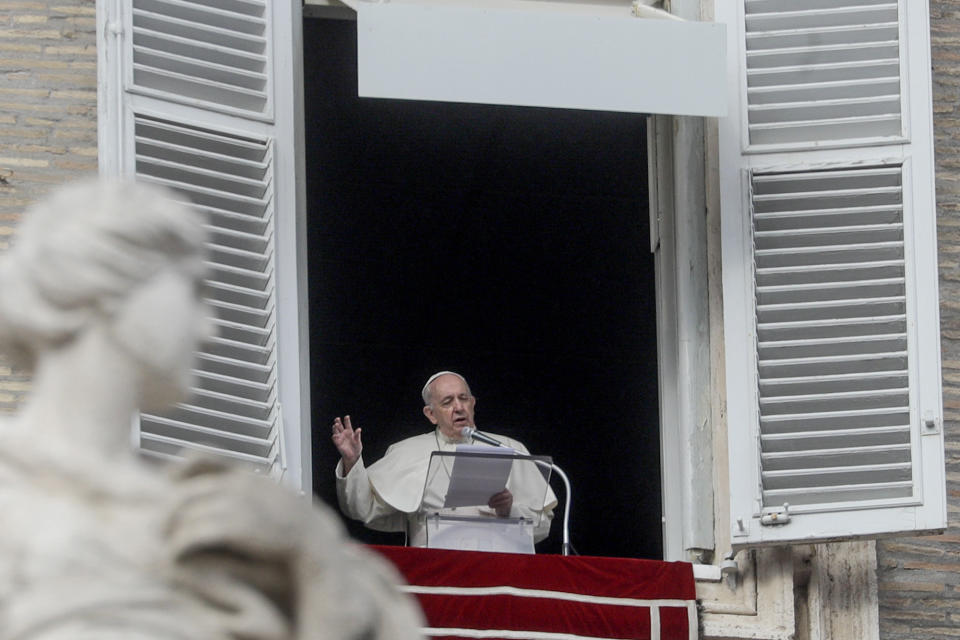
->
(372, 546), (698, 640)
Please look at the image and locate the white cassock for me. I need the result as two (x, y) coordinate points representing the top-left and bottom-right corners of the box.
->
(335, 429), (557, 548)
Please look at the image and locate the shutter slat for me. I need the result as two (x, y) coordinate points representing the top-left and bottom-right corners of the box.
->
(194, 369), (272, 401)
(206, 224), (269, 254)
(755, 243), (904, 268)
(209, 299), (273, 328)
(133, 10), (264, 53)
(207, 243), (270, 269)
(753, 184), (900, 202)
(760, 370), (908, 395)
(760, 388), (908, 415)
(133, 65), (268, 113)
(762, 462), (911, 490)
(747, 78), (900, 106)
(746, 24), (899, 50)
(763, 481), (913, 505)
(761, 406), (910, 434)
(749, 117), (901, 145)
(746, 41), (898, 68)
(133, 46), (267, 90)
(759, 353), (907, 380)
(756, 262), (904, 287)
(133, 25), (267, 70)
(198, 354), (271, 384)
(201, 206), (270, 236)
(209, 320), (272, 350)
(140, 431), (278, 468)
(139, 175), (272, 216)
(755, 298), (905, 324)
(135, 0), (265, 35)
(762, 443), (911, 470)
(207, 260), (271, 290)
(135, 136), (270, 174)
(206, 281), (271, 310)
(136, 155), (268, 199)
(745, 0), (896, 13)
(759, 338), (906, 361)
(758, 316), (906, 341)
(207, 266), (270, 293)
(747, 59), (899, 86)
(165, 403), (274, 438)
(755, 204), (902, 230)
(749, 95), (900, 125)
(756, 279), (905, 304)
(189, 388), (272, 420)
(761, 425), (911, 452)
(136, 118), (267, 157)
(141, 415), (273, 448)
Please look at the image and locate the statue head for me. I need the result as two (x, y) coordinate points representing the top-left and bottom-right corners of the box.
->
(0, 178), (209, 407)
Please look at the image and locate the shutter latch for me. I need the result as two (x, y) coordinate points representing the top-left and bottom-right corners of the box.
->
(760, 503), (791, 527)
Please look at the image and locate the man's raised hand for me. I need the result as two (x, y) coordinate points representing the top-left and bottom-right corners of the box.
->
(332, 415), (362, 474)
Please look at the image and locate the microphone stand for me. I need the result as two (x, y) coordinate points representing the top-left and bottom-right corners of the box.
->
(467, 428), (573, 556)
(536, 459), (573, 556)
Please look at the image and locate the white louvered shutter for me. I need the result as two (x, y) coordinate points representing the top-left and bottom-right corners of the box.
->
(743, 0), (902, 147)
(719, 0), (945, 546)
(97, 0), (308, 487)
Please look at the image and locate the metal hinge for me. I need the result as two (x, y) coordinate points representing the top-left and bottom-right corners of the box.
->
(760, 503), (791, 527)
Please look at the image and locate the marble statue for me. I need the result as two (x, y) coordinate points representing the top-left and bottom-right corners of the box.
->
(0, 179), (423, 639)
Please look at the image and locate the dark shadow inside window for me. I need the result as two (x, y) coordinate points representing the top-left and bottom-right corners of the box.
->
(304, 17), (662, 559)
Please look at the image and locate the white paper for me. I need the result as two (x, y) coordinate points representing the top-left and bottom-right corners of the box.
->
(443, 445), (515, 508)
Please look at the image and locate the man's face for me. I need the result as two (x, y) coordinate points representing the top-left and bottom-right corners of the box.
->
(423, 374), (476, 439)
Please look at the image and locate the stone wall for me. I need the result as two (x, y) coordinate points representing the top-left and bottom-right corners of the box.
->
(0, 0), (97, 412)
(876, 1), (960, 638)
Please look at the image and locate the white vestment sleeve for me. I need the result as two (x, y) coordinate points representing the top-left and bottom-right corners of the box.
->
(335, 457), (407, 533)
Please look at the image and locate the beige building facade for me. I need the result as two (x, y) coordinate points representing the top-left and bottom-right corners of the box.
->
(2, 0), (959, 638)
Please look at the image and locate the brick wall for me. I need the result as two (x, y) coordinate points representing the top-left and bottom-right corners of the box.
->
(876, 1), (960, 638)
(0, 0), (97, 412)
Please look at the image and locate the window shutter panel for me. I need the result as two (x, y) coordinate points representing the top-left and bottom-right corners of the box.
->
(130, 0), (271, 117)
(719, 0), (945, 546)
(744, 0), (902, 147)
(97, 0), (307, 485)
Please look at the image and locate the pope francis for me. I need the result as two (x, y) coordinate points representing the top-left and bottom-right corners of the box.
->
(332, 371), (557, 549)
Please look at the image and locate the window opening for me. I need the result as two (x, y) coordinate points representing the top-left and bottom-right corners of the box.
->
(303, 17), (662, 558)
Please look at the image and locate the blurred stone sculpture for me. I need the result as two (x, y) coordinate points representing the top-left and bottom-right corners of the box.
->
(0, 179), (423, 639)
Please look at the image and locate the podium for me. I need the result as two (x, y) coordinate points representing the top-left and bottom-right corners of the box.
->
(419, 448), (553, 554)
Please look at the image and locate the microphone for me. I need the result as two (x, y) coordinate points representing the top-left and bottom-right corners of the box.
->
(461, 426), (503, 447)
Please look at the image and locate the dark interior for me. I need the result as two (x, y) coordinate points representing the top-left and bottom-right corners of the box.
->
(303, 17), (663, 559)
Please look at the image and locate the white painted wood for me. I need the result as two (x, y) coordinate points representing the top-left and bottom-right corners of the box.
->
(674, 111), (716, 555)
(742, 0), (903, 149)
(272, 0), (311, 494)
(97, 0), (308, 491)
(126, 0), (273, 120)
(353, 2), (727, 116)
(719, 0), (945, 547)
(650, 115), (684, 561)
